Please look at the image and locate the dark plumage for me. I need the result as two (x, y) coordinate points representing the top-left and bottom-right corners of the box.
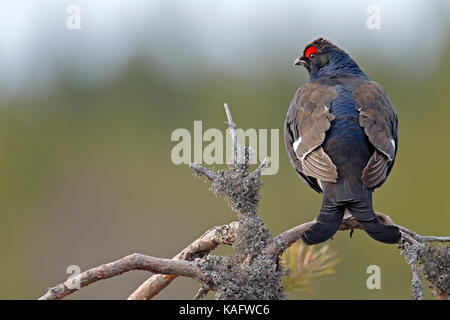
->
(285, 38), (400, 245)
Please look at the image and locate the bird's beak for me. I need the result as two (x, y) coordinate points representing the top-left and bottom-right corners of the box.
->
(293, 56), (306, 67)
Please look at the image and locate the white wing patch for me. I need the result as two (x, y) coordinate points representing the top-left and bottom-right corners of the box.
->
(343, 208), (352, 219)
(293, 136), (302, 153)
(391, 138), (396, 150)
(317, 179), (323, 191)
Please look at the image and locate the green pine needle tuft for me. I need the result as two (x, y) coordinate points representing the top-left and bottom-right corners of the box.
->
(281, 241), (339, 294)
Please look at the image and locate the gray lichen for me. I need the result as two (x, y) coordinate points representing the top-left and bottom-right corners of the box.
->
(197, 148), (285, 300)
(198, 251), (285, 300)
(417, 243), (449, 298)
(400, 238), (449, 300)
(210, 160), (262, 216)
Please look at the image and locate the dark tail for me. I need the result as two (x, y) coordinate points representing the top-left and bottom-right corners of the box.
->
(346, 200), (401, 244)
(302, 204), (345, 245)
(302, 180), (401, 245)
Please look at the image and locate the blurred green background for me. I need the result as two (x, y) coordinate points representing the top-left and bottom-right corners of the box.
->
(0, 0), (448, 299)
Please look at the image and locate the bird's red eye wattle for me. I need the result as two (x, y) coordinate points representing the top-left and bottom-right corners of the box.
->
(305, 46), (318, 59)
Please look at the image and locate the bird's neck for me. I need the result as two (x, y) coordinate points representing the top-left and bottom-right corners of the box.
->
(310, 53), (368, 81)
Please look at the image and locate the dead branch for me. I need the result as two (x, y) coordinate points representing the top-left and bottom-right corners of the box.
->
(39, 102), (449, 300)
(39, 253), (212, 300)
(224, 102), (238, 153)
(127, 222), (238, 300)
(397, 226), (450, 243)
(190, 163), (220, 181)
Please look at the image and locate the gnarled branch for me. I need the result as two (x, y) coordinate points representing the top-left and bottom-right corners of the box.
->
(39, 102), (449, 301)
(127, 222), (238, 300)
(39, 253), (212, 300)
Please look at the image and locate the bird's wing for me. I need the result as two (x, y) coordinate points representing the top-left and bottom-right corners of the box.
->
(353, 81), (399, 189)
(285, 82), (338, 192)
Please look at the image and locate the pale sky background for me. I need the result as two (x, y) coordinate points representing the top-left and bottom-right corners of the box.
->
(0, 0), (449, 300)
(0, 0), (449, 94)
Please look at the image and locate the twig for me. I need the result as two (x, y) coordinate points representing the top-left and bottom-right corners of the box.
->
(127, 222), (238, 300)
(39, 253), (211, 300)
(251, 158), (270, 177)
(397, 226), (450, 243)
(193, 285), (210, 300)
(190, 163), (220, 181)
(224, 102), (247, 164)
(224, 102), (238, 154)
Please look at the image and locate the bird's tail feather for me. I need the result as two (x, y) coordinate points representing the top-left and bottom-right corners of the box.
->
(302, 204), (345, 245)
(303, 179), (401, 245)
(346, 201), (401, 244)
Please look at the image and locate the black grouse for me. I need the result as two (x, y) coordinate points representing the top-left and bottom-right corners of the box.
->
(285, 38), (401, 245)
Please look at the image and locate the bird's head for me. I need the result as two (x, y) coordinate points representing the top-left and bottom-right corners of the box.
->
(293, 38), (366, 79)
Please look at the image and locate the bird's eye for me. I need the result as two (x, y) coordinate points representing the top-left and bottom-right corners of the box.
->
(304, 46), (318, 59)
